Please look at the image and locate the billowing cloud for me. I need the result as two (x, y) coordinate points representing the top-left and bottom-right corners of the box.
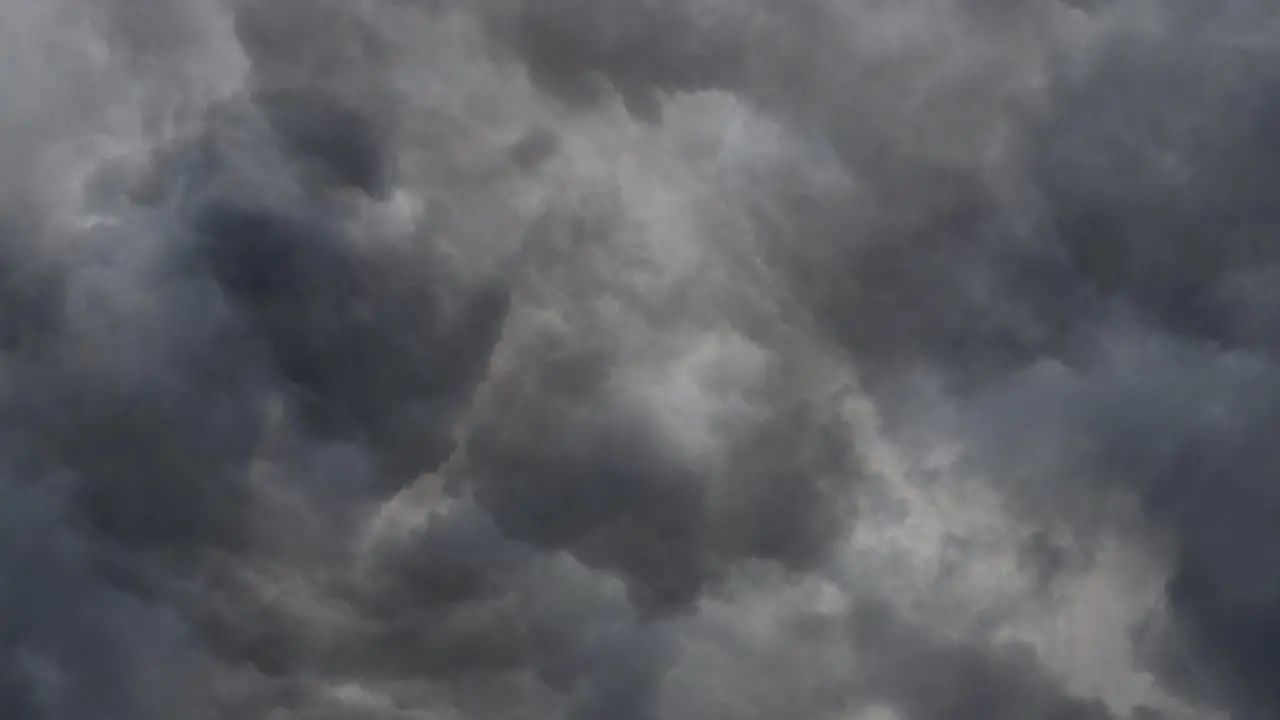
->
(1, 1), (1277, 719)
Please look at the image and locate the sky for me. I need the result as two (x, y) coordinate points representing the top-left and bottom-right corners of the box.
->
(1, 0), (1279, 718)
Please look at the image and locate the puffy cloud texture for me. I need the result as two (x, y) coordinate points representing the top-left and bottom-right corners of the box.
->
(1, 1), (1277, 718)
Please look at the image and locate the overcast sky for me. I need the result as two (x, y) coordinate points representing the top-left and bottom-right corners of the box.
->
(1, 1), (1279, 718)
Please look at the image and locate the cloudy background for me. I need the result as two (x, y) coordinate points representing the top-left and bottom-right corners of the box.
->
(1, 0), (1278, 717)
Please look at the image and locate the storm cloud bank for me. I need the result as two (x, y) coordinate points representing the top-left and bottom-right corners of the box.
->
(1, 0), (1278, 718)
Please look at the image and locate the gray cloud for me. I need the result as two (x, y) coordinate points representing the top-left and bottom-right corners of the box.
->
(1, 0), (1278, 719)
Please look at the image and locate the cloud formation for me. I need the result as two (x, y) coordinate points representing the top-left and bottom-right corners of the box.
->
(1, 0), (1278, 718)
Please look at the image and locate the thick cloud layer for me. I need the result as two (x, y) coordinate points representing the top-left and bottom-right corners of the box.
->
(1, 0), (1278, 718)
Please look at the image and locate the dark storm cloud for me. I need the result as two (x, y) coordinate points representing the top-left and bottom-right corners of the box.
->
(4, 0), (1280, 718)
(487, 0), (755, 120)
(366, 522), (671, 720)
(0, 0), (511, 712)
(956, 17), (1280, 715)
(959, 328), (1280, 715)
(0, 476), (224, 720)
(844, 600), (1116, 720)
(463, 363), (857, 614)
(480, 0), (1280, 715)
(233, 0), (398, 196)
(1029, 34), (1280, 356)
(193, 189), (509, 492)
(479, 0), (1091, 385)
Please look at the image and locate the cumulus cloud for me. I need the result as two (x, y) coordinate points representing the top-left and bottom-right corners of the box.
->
(1, 0), (1277, 718)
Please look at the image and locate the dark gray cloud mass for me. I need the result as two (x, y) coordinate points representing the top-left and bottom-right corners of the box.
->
(1, 0), (1278, 718)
